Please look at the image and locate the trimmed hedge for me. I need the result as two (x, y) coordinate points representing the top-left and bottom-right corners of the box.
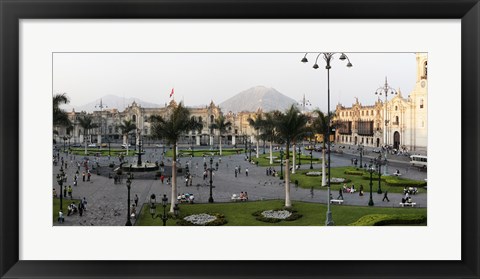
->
(344, 170), (365, 176)
(384, 178), (427, 187)
(252, 208), (303, 223)
(349, 214), (427, 226)
(176, 213), (227, 226)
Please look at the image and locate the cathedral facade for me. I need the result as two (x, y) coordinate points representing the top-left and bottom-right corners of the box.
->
(334, 53), (428, 154)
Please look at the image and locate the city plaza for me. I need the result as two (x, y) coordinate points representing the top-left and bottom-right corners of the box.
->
(53, 53), (428, 226)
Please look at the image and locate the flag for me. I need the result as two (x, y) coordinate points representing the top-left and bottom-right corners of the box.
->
(170, 88), (174, 98)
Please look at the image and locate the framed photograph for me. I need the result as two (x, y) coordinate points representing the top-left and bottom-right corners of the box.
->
(1, 0), (478, 278)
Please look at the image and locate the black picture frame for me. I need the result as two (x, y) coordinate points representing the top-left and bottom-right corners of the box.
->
(1, 0), (478, 278)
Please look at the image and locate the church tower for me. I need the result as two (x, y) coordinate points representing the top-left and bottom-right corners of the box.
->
(408, 53), (428, 153)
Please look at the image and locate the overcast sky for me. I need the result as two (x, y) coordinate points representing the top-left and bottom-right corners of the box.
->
(53, 52), (419, 112)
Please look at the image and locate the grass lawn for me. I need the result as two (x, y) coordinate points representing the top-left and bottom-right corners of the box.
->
(53, 197), (81, 222)
(251, 152), (322, 167)
(135, 200), (426, 226)
(289, 167), (427, 194)
(166, 148), (245, 158)
(69, 148), (132, 157)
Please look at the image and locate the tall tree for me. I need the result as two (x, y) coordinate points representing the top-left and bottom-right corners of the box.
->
(150, 102), (198, 213)
(78, 115), (98, 155)
(311, 109), (342, 187)
(248, 114), (264, 159)
(275, 105), (308, 207)
(263, 111), (281, 165)
(209, 115), (231, 156)
(118, 119), (137, 156)
(53, 93), (71, 127)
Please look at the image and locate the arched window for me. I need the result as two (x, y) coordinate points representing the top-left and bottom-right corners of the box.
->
(395, 106), (398, 111)
(395, 116), (399, 124)
(198, 116), (203, 123)
(132, 115), (136, 122)
(210, 115), (214, 123)
(420, 99), (424, 109)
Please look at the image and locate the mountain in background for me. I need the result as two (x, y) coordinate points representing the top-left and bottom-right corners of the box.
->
(64, 95), (162, 112)
(219, 86), (298, 113)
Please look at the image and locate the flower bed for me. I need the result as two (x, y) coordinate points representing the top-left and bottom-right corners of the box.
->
(252, 209), (302, 223)
(177, 213), (227, 226)
(305, 171), (322, 176)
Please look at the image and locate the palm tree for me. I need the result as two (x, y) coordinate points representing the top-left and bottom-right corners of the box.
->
(209, 115), (231, 156)
(248, 114), (264, 159)
(78, 116), (98, 155)
(263, 111), (281, 165)
(275, 105), (308, 207)
(118, 119), (137, 156)
(53, 93), (71, 127)
(150, 102), (197, 213)
(311, 109), (342, 187)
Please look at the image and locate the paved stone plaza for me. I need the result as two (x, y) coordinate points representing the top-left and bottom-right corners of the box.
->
(52, 145), (427, 226)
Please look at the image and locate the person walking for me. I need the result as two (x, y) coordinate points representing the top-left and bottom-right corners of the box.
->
(67, 185), (73, 199)
(359, 185), (364, 196)
(245, 168), (249, 177)
(82, 171), (86, 182)
(134, 194), (139, 207)
(382, 190), (390, 202)
(87, 170), (91, 182)
(235, 169), (238, 178)
(78, 201), (84, 216)
(82, 197), (88, 211)
(337, 188), (343, 200)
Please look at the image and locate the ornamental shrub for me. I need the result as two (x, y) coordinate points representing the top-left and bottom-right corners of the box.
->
(349, 214), (427, 226)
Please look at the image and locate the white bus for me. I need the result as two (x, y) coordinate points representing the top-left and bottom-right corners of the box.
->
(410, 155), (427, 169)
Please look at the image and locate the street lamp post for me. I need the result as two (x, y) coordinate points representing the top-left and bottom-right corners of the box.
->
(368, 166), (375, 206)
(374, 77), (397, 149)
(302, 52), (353, 226)
(279, 149), (284, 180)
(208, 157), (214, 203)
(376, 154), (383, 194)
(249, 139), (252, 162)
(358, 144), (364, 168)
(150, 194), (178, 226)
(125, 173), (133, 226)
(310, 150), (313, 169)
(298, 145), (301, 167)
(56, 166), (65, 211)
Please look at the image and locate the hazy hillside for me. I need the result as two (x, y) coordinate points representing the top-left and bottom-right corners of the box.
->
(219, 86), (298, 113)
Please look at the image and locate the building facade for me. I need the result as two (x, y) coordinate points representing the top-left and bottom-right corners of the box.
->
(55, 99), (259, 147)
(334, 53), (428, 154)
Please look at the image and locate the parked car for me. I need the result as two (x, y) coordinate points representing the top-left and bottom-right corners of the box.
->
(121, 144), (131, 149)
(87, 143), (97, 148)
(101, 143), (108, 148)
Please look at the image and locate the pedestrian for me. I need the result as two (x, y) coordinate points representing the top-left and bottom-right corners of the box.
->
(63, 186), (67, 198)
(215, 162), (219, 171)
(245, 168), (249, 176)
(73, 180), (77, 187)
(82, 197), (88, 210)
(58, 210), (64, 223)
(337, 188), (343, 200)
(238, 166), (241, 174)
(382, 190), (390, 202)
(78, 201), (84, 216)
(310, 187), (314, 198)
(87, 170), (91, 182)
(82, 171), (85, 182)
(235, 169), (237, 178)
(160, 175), (165, 184)
(266, 168), (269, 176)
(134, 194), (139, 207)
(67, 185), (73, 198)
(359, 185), (364, 196)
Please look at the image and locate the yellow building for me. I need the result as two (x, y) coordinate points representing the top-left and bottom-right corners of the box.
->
(334, 53), (427, 154)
